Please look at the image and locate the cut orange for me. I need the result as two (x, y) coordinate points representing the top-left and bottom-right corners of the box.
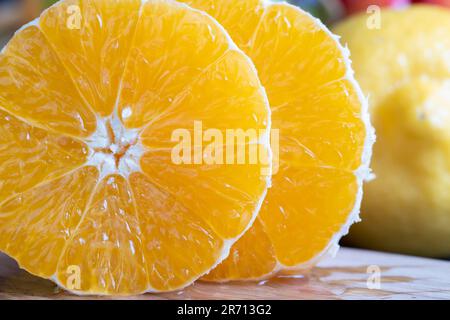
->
(0, 0), (271, 295)
(182, 0), (375, 280)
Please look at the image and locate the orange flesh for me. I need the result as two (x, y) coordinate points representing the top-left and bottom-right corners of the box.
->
(182, 0), (368, 280)
(0, 0), (270, 294)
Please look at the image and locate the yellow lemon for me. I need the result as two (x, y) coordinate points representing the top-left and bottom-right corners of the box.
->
(334, 5), (450, 257)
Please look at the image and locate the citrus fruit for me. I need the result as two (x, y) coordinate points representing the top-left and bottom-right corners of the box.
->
(181, 0), (374, 280)
(413, 0), (450, 8)
(334, 5), (450, 257)
(341, 0), (410, 15)
(0, 0), (271, 295)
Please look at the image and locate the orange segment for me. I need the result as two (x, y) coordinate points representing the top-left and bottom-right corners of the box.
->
(0, 110), (88, 203)
(182, 0), (374, 280)
(183, 0), (265, 50)
(0, 27), (96, 137)
(39, 0), (142, 116)
(140, 149), (267, 239)
(260, 167), (359, 267)
(250, 4), (347, 106)
(204, 219), (277, 281)
(0, 0), (270, 295)
(278, 79), (365, 170)
(129, 172), (224, 291)
(56, 174), (148, 294)
(118, 0), (231, 129)
(139, 49), (269, 148)
(0, 166), (99, 278)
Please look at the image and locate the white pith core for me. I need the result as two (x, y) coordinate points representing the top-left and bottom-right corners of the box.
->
(86, 113), (144, 179)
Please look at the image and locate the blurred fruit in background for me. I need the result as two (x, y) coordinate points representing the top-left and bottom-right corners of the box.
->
(334, 5), (450, 257)
(412, 0), (450, 7)
(341, 0), (410, 15)
(280, 0), (449, 22)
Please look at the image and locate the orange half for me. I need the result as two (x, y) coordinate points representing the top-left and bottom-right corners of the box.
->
(182, 0), (375, 280)
(0, 0), (271, 295)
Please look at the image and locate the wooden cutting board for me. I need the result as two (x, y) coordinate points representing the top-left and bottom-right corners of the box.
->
(0, 247), (449, 300)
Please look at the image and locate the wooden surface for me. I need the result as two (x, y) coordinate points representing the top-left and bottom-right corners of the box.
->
(0, 248), (449, 300)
